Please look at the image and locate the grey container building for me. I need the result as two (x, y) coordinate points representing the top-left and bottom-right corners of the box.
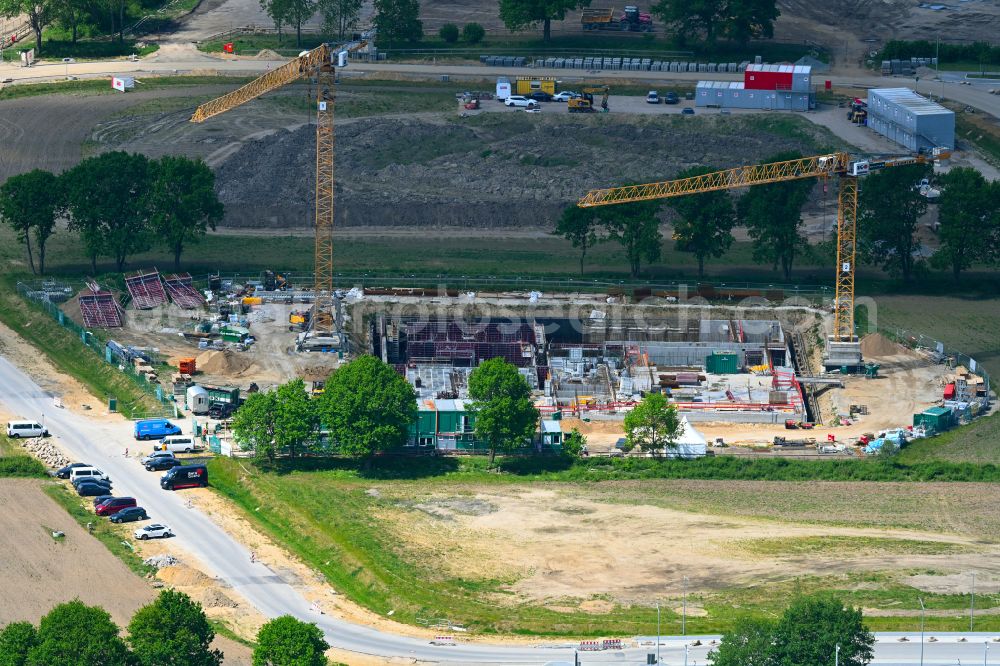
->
(866, 88), (955, 152)
(695, 81), (812, 111)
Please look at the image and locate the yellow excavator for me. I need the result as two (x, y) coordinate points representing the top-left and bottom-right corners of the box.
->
(568, 86), (610, 113)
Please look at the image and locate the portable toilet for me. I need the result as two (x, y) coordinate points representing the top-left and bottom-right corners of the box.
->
(186, 385), (210, 414)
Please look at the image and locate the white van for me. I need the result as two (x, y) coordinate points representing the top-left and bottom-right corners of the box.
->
(155, 435), (201, 454)
(69, 467), (109, 484)
(6, 421), (49, 438)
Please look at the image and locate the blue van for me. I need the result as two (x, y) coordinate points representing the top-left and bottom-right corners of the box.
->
(134, 418), (182, 441)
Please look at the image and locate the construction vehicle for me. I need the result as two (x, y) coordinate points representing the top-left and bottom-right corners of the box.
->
(847, 98), (867, 124)
(262, 270), (288, 291)
(578, 148), (950, 368)
(191, 36), (371, 348)
(463, 98), (480, 110)
(289, 309), (311, 331)
(568, 86), (609, 113)
(581, 6), (653, 31)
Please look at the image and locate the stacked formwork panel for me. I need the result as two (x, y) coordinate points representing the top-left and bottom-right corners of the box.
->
(78, 283), (124, 328)
(163, 273), (205, 309)
(125, 269), (168, 309)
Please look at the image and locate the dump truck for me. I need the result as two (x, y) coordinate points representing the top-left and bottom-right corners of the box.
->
(581, 6), (653, 32)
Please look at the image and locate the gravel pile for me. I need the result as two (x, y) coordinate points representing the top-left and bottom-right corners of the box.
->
(16, 437), (70, 469)
(144, 554), (180, 568)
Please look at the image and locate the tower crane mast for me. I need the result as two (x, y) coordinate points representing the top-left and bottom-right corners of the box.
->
(191, 37), (368, 342)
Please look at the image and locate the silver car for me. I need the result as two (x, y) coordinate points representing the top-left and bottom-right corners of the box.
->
(141, 450), (176, 466)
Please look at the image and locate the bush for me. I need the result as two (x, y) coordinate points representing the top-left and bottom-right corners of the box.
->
(0, 455), (48, 478)
(438, 23), (459, 43)
(462, 22), (485, 44)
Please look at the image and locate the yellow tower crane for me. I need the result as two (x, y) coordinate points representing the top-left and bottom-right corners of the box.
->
(578, 148), (949, 367)
(191, 38), (368, 346)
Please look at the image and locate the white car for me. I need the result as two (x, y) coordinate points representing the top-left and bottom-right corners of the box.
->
(552, 91), (578, 102)
(504, 95), (538, 108)
(134, 523), (173, 540)
(525, 107), (542, 113)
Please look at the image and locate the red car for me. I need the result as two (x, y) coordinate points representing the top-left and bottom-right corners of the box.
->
(95, 497), (137, 516)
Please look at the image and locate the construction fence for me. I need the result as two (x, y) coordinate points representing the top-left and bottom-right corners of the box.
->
(16, 280), (177, 420)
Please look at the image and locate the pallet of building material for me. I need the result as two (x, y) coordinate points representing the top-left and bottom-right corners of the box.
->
(125, 269), (168, 309)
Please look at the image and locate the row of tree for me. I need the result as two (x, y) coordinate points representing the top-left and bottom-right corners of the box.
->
(0, 591), (329, 666)
(0, 151), (223, 274)
(557, 160), (1000, 282)
(0, 0), (160, 51)
(259, 0), (363, 45)
(232, 356), (544, 466)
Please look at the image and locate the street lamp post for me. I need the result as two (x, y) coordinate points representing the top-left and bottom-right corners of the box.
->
(985, 641), (989, 666)
(656, 601), (661, 666)
(971, 571), (976, 631)
(836, 643), (841, 666)
(682, 576), (688, 636)
(684, 642), (689, 666)
(919, 597), (926, 666)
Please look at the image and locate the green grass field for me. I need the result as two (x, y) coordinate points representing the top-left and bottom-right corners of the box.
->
(0, 39), (158, 62)
(206, 457), (1000, 636)
(0, 434), (49, 477)
(899, 413), (1000, 465)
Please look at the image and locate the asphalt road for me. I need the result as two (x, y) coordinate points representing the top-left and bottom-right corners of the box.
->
(1, 354), (999, 664)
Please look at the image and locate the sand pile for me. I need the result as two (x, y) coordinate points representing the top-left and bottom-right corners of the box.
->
(254, 49), (282, 60)
(861, 333), (914, 358)
(157, 563), (215, 587)
(196, 350), (253, 376)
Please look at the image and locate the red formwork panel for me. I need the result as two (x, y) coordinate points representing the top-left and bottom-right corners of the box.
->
(125, 269), (168, 310)
(78, 283), (123, 328)
(163, 273), (205, 309)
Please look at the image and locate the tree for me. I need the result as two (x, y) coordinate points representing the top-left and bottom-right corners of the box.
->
(737, 151), (813, 280)
(260, 0), (288, 41)
(669, 165), (735, 277)
(858, 163), (930, 282)
(650, 0), (779, 46)
(0, 621), (37, 666)
(232, 391), (279, 463)
(623, 392), (682, 455)
(63, 151), (153, 273)
(274, 378), (318, 459)
(28, 599), (130, 666)
(127, 590), (222, 666)
(438, 22), (459, 42)
(253, 615), (329, 666)
(149, 156), (224, 271)
(561, 428), (586, 457)
(498, 0), (590, 42)
(771, 595), (875, 666)
(554, 204), (603, 274)
(318, 355), (417, 466)
(280, 0), (318, 46)
(318, 0), (362, 39)
(373, 0), (422, 45)
(0, 169), (62, 275)
(601, 200), (662, 277)
(51, 0), (87, 43)
(707, 616), (776, 666)
(0, 0), (54, 53)
(462, 22), (485, 43)
(468, 357), (539, 465)
(932, 167), (1000, 281)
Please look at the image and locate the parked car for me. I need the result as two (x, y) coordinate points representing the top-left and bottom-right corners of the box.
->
(160, 464), (208, 491)
(141, 450), (176, 466)
(146, 457), (181, 472)
(110, 506), (148, 523)
(77, 481), (112, 497)
(646, 90), (660, 104)
(526, 91), (553, 103)
(134, 523), (173, 540)
(133, 418), (182, 441)
(73, 476), (111, 490)
(96, 497), (136, 516)
(525, 107), (542, 114)
(664, 91), (679, 104)
(55, 462), (89, 479)
(6, 420), (49, 438)
(92, 494), (115, 508)
(552, 91), (578, 102)
(682, 107), (695, 115)
(154, 435), (201, 454)
(69, 467), (110, 485)
(504, 95), (538, 108)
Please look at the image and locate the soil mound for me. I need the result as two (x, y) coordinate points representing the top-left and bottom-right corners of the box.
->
(861, 333), (908, 358)
(196, 350), (253, 376)
(254, 49), (282, 60)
